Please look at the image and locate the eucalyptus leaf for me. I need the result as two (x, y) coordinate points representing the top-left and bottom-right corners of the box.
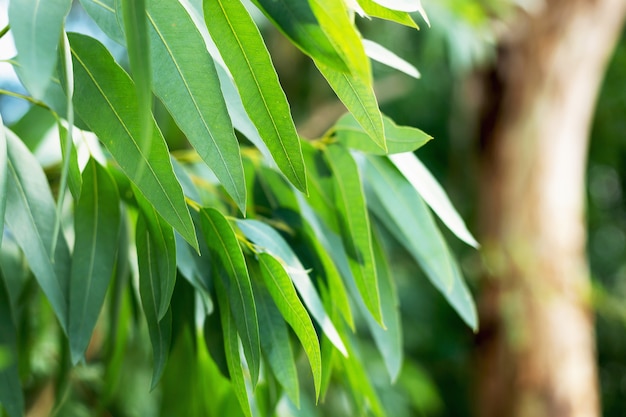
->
(357, 0), (418, 28)
(0, 116), (7, 247)
(363, 39), (420, 78)
(78, 0), (125, 44)
(0, 278), (23, 417)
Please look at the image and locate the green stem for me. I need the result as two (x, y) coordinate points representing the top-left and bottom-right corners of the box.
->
(0, 25), (9, 39)
(0, 89), (59, 119)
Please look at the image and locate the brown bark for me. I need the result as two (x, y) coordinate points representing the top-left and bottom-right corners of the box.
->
(476, 1), (626, 417)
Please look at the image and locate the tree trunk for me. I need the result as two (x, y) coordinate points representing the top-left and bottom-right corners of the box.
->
(476, 1), (626, 417)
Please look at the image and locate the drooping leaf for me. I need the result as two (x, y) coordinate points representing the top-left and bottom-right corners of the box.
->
(324, 144), (382, 325)
(58, 125), (82, 200)
(9, 0), (71, 99)
(135, 214), (173, 388)
(389, 152), (479, 248)
(0, 277), (23, 417)
(200, 208), (261, 386)
(315, 63), (385, 151)
(371, 0), (422, 13)
(258, 253), (322, 400)
(335, 113), (431, 155)
(69, 159), (120, 364)
(300, 141), (338, 231)
(358, 0), (418, 28)
(203, 0), (307, 193)
(215, 278), (253, 417)
(147, 0), (246, 212)
(364, 156), (477, 330)
(174, 233), (213, 314)
(362, 39), (420, 78)
(78, 0), (125, 44)
(251, 0), (348, 72)
(5, 129), (71, 333)
(236, 219), (347, 357)
(68, 33), (197, 249)
(253, 277), (300, 407)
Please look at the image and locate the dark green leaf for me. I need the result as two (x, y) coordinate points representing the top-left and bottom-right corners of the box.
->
(203, 0), (307, 193)
(68, 33), (197, 249)
(136, 215), (173, 388)
(9, 0), (71, 98)
(0, 117), (6, 247)
(69, 159), (120, 364)
(0, 277), (23, 417)
(200, 208), (261, 386)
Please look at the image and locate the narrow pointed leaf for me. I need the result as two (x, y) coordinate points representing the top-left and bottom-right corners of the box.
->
(236, 219), (347, 356)
(215, 279), (253, 417)
(300, 141), (338, 232)
(69, 159), (120, 364)
(335, 113), (431, 155)
(251, 0), (348, 72)
(254, 279), (300, 407)
(78, 0), (125, 44)
(203, 0), (307, 193)
(389, 152), (479, 248)
(363, 39), (420, 78)
(0, 116), (7, 247)
(324, 144), (383, 325)
(147, 0), (246, 212)
(58, 125), (82, 200)
(316, 63), (385, 151)
(365, 156), (477, 329)
(9, 0), (71, 98)
(372, 0), (422, 13)
(136, 215), (173, 388)
(358, 0), (418, 28)
(68, 33), (197, 249)
(0, 278), (23, 417)
(5, 129), (71, 333)
(200, 208), (260, 386)
(258, 253), (322, 400)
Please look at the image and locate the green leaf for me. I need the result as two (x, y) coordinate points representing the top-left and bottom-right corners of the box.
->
(134, 189), (177, 320)
(78, 0), (125, 44)
(389, 153), (479, 248)
(200, 208), (261, 386)
(68, 33), (197, 249)
(364, 156), (477, 330)
(135, 214), (173, 388)
(324, 144), (383, 325)
(258, 253), (322, 400)
(371, 0), (422, 12)
(0, 277), (23, 417)
(146, 0), (246, 212)
(253, 278), (300, 407)
(251, 0), (348, 72)
(5, 129), (71, 333)
(300, 141), (338, 232)
(363, 39), (420, 78)
(236, 220), (347, 357)
(69, 159), (120, 364)
(203, 0), (307, 193)
(9, 0), (71, 98)
(335, 113), (431, 155)
(58, 124), (82, 200)
(0, 116), (7, 247)
(357, 0), (418, 28)
(8, 106), (56, 152)
(315, 63), (385, 151)
(215, 278), (253, 417)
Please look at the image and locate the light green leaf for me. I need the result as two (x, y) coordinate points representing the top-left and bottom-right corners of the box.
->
(253, 278), (300, 407)
(0, 277), (23, 417)
(300, 141), (338, 232)
(68, 33), (197, 249)
(147, 0), (246, 212)
(215, 278), (253, 417)
(389, 152), (479, 248)
(134, 189), (177, 321)
(203, 0), (307, 193)
(315, 63), (385, 151)
(200, 208), (260, 387)
(8, 105), (56, 152)
(5, 129), (71, 333)
(324, 144), (382, 325)
(58, 125), (82, 200)
(335, 113), (431, 155)
(235, 219), (347, 357)
(364, 156), (477, 330)
(258, 253), (322, 400)
(78, 0), (125, 44)
(358, 0), (419, 28)
(371, 0), (422, 13)
(9, 0), (71, 99)
(363, 39), (420, 78)
(69, 159), (120, 364)
(135, 214), (173, 388)
(251, 0), (348, 72)
(0, 116), (7, 247)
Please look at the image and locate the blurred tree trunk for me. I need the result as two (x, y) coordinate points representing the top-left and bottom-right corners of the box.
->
(476, 1), (626, 417)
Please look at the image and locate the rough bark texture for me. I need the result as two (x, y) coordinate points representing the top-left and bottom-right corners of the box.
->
(476, 1), (626, 417)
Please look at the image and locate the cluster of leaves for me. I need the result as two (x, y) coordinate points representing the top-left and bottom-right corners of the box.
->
(0, 0), (478, 416)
